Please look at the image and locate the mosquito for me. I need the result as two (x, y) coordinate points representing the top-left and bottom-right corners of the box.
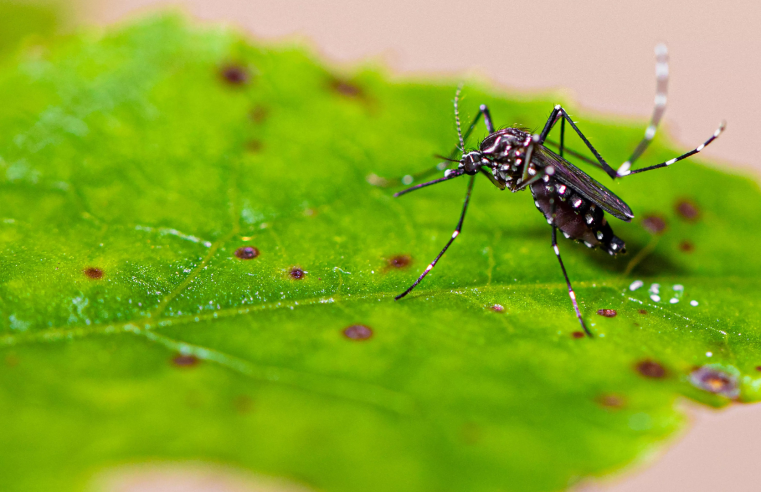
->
(375, 45), (725, 337)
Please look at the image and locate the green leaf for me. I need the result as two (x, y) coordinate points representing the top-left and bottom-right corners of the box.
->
(1, 15), (760, 492)
(0, 1), (62, 58)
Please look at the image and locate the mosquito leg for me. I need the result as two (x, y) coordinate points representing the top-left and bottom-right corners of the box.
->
(395, 175), (476, 300)
(623, 121), (725, 176)
(616, 44), (669, 176)
(369, 99), (493, 188)
(550, 198), (592, 337)
(543, 141), (606, 170)
(394, 169), (465, 197)
(539, 105), (619, 179)
(539, 46), (676, 180)
(480, 104), (495, 133)
(559, 116), (566, 158)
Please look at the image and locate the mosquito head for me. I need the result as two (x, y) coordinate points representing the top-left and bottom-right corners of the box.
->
(459, 151), (483, 175)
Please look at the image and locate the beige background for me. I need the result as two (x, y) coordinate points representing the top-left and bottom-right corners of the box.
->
(80, 0), (761, 177)
(72, 1), (761, 490)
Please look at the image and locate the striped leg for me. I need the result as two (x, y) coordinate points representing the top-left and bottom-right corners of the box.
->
(620, 122), (725, 176)
(540, 45), (725, 180)
(395, 175), (476, 300)
(549, 197), (592, 337)
(368, 92), (493, 188)
(616, 44), (669, 176)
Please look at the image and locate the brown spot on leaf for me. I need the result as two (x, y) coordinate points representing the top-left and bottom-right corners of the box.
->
(343, 324), (373, 340)
(246, 140), (263, 153)
(83, 267), (104, 279)
(572, 331), (585, 339)
(5, 354), (19, 367)
(234, 247), (259, 260)
(234, 395), (254, 414)
(756, 366), (761, 372)
(638, 309), (648, 315)
(460, 422), (481, 444)
(598, 394), (626, 409)
(636, 359), (666, 379)
(249, 105), (269, 123)
(675, 199), (700, 221)
(172, 354), (200, 368)
(490, 304), (505, 313)
(597, 309), (617, 317)
(690, 366), (739, 398)
(220, 64), (250, 85)
(388, 255), (412, 269)
(642, 215), (667, 235)
(679, 240), (695, 253)
(329, 77), (363, 97)
(289, 267), (305, 280)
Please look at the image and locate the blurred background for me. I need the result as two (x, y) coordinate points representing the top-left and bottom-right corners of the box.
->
(13, 0), (761, 490)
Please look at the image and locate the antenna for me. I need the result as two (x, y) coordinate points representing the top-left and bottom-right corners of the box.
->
(454, 84), (465, 151)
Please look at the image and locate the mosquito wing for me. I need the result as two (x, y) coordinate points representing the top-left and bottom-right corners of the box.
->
(534, 146), (634, 222)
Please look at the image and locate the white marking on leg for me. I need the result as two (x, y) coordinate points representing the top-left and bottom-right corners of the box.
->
(656, 63), (669, 79)
(553, 244), (560, 256)
(696, 144), (705, 152)
(644, 125), (657, 140)
(618, 161), (631, 175)
(666, 158), (678, 166)
(554, 104), (561, 110)
(569, 290), (576, 300)
(654, 94), (667, 106)
(451, 230), (459, 239)
(424, 264), (433, 272)
(655, 43), (668, 56)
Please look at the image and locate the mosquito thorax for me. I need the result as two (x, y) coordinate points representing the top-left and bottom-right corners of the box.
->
(475, 127), (533, 188)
